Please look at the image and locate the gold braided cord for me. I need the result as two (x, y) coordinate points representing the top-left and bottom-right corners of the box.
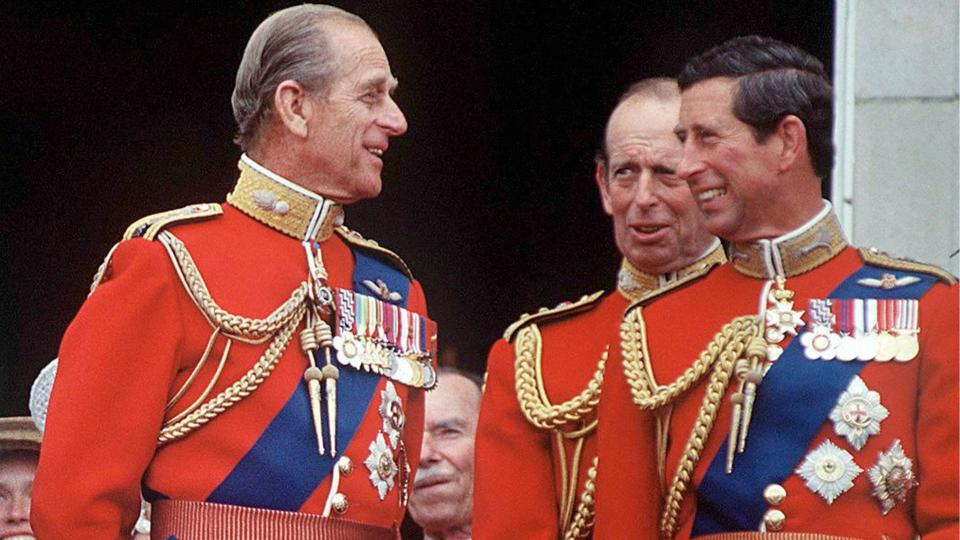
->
(88, 242), (120, 296)
(165, 327), (222, 412)
(622, 309), (761, 411)
(164, 338), (233, 426)
(513, 324), (607, 430)
(157, 303), (306, 445)
(658, 318), (766, 538)
(158, 231), (309, 341)
(563, 456), (599, 540)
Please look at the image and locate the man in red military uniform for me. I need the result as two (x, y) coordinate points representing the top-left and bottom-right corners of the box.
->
(474, 78), (725, 539)
(594, 36), (958, 539)
(32, 5), (437, 539)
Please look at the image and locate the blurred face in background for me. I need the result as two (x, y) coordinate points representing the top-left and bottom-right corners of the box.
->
(0, 451), (38, 540)
(408, 373), (481, 537)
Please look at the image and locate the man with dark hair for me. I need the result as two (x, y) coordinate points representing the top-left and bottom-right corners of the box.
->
(594, 36), (958, 538)
(474, 78), (724, 539)
(33, 5), (436, 538)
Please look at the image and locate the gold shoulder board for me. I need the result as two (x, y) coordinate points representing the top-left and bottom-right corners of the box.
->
(123, 203), (223, 241)
(504, 290), (605, 342)
(859, 247), (957, 286)
(334, 226), (413, 279)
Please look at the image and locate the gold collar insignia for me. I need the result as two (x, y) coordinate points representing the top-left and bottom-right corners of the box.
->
(729, 203), (847, 279)
(227, 156), (344, 242)
(617, 238), (727, 302)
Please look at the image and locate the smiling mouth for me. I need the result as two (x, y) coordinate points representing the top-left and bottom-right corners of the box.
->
(366, 147), (384, 157)
(698, 187), (726, 202)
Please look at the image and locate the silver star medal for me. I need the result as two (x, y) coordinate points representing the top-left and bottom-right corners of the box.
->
(868, 439), (918, 515)
(378, 381), (405, 449)
(796, 440), (863, 504)
(800, 299), (840, 360)
(365, 432), (398, 500)
(829, 375), (888, 451)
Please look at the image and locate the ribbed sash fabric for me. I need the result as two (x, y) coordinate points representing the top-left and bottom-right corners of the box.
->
(694, 533), (859, 540)
(152, 500), (397, 540)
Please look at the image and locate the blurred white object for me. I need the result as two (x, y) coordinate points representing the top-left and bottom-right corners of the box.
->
(29, 359), (58, 433)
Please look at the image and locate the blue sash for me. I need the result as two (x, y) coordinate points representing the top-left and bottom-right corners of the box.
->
(691, 264), (936, 534)
(206, 245), (410, 511)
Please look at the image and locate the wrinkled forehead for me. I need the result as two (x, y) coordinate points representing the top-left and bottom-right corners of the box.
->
(606, 97), (680, 145)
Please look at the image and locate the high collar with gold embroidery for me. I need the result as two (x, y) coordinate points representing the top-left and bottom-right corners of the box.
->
(226, 154), (344, 242)
(728, 202), (848, 279)
(617, 238), (727, 302)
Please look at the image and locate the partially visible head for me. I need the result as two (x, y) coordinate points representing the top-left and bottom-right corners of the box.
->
(0, 418), (41, 540)
(675, 36), (832, 241)
(233, 4), (407, 202)
(595, 78), (715, 274)
(408, 368), (482, 538)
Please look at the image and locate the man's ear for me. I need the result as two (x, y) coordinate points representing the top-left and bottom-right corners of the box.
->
(595, 162), (614, 215)
(273, 80), (311, 139)
(776, 114), (808, 173)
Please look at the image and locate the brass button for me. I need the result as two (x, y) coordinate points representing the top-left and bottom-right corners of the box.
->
(763, 509), (785, 531)
(338, 456), (353, 476)
(331, 493), (348, 514)
(763, 483), (787, 506)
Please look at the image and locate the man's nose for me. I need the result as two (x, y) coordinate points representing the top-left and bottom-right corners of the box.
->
(676, 146), (704, 181)
(632, 172), (660, 208)
(3, 494), (31, 522)
(380, 95), (408, 136)
(419, 435), (438, 465)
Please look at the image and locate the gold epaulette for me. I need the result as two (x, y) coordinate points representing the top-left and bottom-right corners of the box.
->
(334, 226), (413, 279)
(503, 290), (605, 342)
(123, 203), (223, 241)
(859, 247), (957, 285)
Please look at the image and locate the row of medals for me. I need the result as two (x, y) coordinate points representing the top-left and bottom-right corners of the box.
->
(800, 299), (919, 362)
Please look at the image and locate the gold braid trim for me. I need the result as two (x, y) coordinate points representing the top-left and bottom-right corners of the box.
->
(513, 324), (607, 430)
(153, 230), (315, 445)
(621, 306), (729, 410)
(562, 456), (599, 540)
(88, 242), (121, 296)
(158, 231), (309, 341)
(157, 303), (306, 445)
(859, 246), (957, 285)
(659, 317), (765, 539)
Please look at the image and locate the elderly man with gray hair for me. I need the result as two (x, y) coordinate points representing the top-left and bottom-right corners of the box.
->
(33, 5), (436, 539)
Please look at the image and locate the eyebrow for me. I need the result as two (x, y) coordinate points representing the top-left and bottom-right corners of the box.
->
(361, 74), (399, 94)
(429, 418), (467, 431)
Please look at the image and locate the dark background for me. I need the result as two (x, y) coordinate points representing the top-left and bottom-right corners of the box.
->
(0, 1), (833, 416)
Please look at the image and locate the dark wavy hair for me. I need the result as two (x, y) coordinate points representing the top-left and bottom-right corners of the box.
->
(678, 35), (834, 178)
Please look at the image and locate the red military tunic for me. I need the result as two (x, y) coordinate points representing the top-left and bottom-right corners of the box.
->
(474, 242), (726, 539)
(594, 204), (959, 539)
(33, 156), (435, 539)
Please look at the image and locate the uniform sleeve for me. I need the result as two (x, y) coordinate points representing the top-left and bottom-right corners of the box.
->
(32, 239), (188, 539)
(914, 282), (959, 538)
(592, 336), (661, 539)
(472, 339), (560, 540)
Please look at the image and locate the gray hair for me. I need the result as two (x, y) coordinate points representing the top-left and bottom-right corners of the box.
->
(231, 4), (371, 151)
(596, 77), (680, 168)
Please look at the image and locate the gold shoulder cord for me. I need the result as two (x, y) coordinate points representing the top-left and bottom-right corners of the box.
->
(154, 231), (310, 445)
(859, 247), (957, 285)
(620, 307), (765, 538)
(513, 323), (606, 537)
